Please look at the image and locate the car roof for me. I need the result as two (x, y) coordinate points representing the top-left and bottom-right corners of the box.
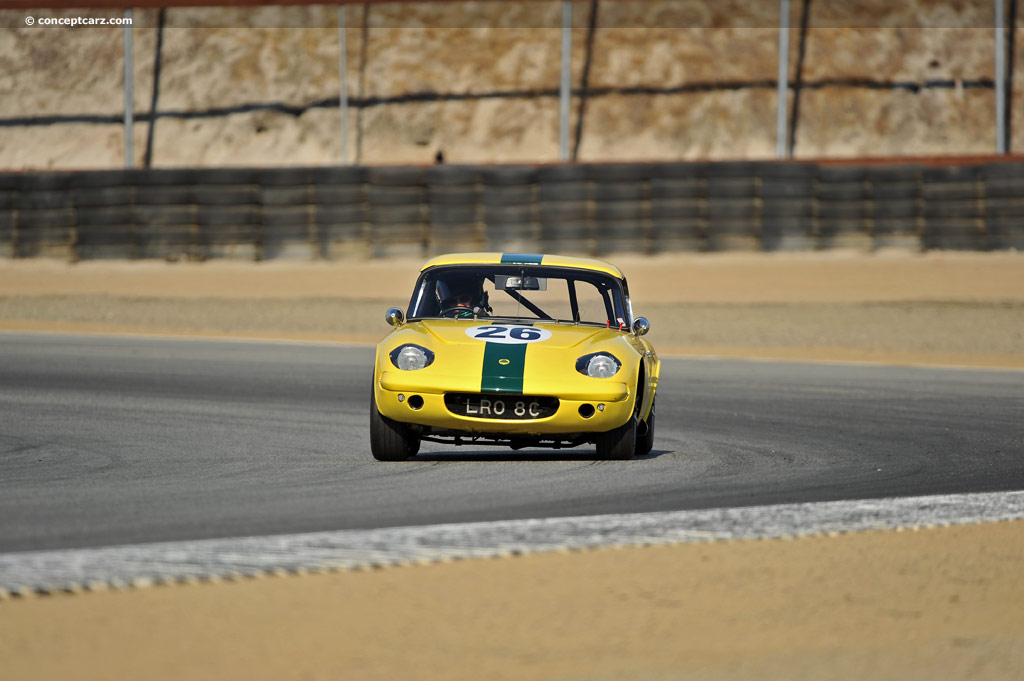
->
(420, 253), (625, 280)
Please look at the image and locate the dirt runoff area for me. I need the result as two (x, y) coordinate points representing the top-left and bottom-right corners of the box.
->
(3, 521), (1023, 681)
(1, 249), (1023, 367)
(2, 250), (1024, 680)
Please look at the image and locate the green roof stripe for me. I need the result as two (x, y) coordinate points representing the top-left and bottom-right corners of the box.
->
(500, 253), (544, 265)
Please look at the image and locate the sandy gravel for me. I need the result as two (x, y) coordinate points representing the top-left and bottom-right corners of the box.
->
(2, 251), (1023, 367)
(3, 521), (1022, 681)
(3, 250), (1022, 303)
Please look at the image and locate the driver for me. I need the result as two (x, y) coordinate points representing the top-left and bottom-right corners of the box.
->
(435, 274), (489, 318)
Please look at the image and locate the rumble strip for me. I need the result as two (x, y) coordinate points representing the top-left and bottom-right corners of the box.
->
(1, 490), (1022, 598)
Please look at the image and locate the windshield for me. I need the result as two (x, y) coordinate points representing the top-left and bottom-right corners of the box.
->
(408, 265), (630, 327)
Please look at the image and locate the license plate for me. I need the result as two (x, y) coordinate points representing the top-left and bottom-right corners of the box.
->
(445, 393), (559, 420)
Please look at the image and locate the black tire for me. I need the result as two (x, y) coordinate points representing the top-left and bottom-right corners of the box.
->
(595, 413), (636, 460)
(369, 167), (429, 187)
(636, 397), (655, 457)
(481, 166), (537, 186)
(370, 389), (419, 461)
(312, 166), (368, 185)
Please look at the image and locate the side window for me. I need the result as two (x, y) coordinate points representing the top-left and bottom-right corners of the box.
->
(574, 280), (611, 325)
(410, 277), (437, 317)
(609, 285), (627, 326)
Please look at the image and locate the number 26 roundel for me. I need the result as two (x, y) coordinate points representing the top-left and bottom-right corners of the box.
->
(465, 325), (553, 345)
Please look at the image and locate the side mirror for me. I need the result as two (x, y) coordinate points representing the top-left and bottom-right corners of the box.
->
(385, 307), (405, 327)
(631, 316), (650, 336)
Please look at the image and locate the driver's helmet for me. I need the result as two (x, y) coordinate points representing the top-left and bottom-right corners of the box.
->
(435, 273), (483, 318)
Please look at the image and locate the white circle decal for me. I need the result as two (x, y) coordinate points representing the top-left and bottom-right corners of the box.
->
(465, 325), (553, 345)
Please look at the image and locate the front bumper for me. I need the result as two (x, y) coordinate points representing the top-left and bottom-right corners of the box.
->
(375, 372), (634, 435)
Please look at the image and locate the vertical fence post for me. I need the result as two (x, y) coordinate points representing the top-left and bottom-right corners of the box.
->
(338, 4), (350, 165)
(560, 1), (572, 162)
(776, 0), (790, 158)
(123, 10), (134, 168)
(996, 0), (1007, 154)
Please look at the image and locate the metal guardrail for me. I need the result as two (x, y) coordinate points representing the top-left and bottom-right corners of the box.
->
(0, 160), (1022, 261)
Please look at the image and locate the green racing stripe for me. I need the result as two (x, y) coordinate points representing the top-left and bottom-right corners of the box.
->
(481, 343), (527, 394)
(499, 253), (544, 265)
(480, 322), (532, 394)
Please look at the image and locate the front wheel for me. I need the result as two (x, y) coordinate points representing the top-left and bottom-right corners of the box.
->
(595, 414), (636, 460)
(370, 389), (419, 461)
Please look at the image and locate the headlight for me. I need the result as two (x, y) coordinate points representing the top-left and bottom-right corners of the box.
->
(576, 352), (621, 378)
(390, 344), (434, 371)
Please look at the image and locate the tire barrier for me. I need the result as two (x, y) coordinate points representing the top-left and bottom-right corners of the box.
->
(984, 162), (1024, 251)
(481, 166), (538, 253)
(365, 167), (426, 258)
(427, 166), (483, 255)
(817, 166), (871, 251)
(536, 165), (591, 256)
(760, 164), (817, 252)
(868, 165), (922, 251)
(589, 163), (652, 256)
(649, 164), (706, 253)
(921, 165), (985, 251)
(1, 159), (1022, 261)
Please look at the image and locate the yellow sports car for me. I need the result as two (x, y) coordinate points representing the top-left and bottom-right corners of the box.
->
(371, 253), (659, 460)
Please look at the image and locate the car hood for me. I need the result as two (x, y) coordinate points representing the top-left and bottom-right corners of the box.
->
(416, 319), (614, 349)
(378, 318), (643, 398)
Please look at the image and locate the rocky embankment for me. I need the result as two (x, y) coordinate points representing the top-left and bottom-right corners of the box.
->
(1, 0), (1021, 169)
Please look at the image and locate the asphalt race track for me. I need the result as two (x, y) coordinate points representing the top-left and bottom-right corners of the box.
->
(1, 333), (1022, 554)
